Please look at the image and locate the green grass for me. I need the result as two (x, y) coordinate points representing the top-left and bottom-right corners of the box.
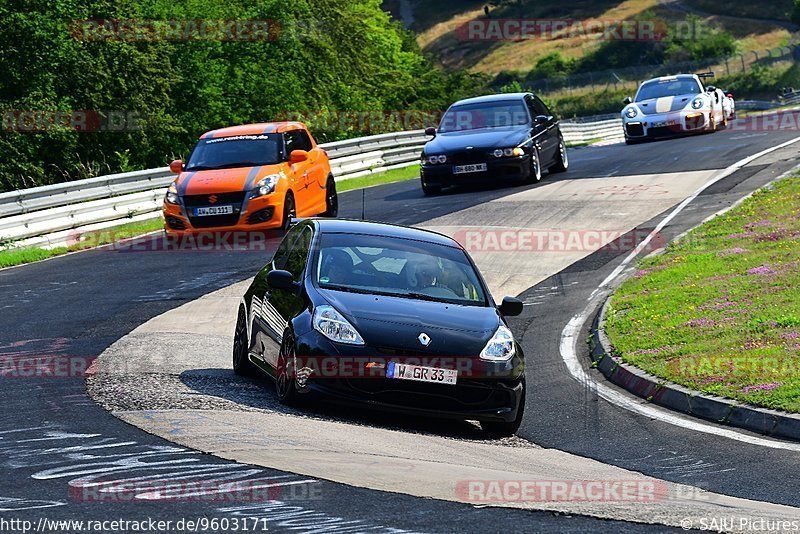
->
(336, 164), (419, 192)
(0, 165), (420, 269)
(605, 175), (800, 413)
(0, 217), (165, 269)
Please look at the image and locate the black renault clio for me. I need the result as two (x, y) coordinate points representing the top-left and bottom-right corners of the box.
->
(233, 218), (526, 435)
(419, 92), (568, 195)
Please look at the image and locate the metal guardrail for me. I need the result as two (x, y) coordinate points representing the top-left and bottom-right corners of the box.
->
(560, 118), (624, 145)
(0, 121), (623, 249)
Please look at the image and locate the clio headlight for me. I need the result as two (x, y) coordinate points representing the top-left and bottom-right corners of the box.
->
(165, 183), (179, 204)
(691, 97), (705, 110)
(624, 107), (638, 119)
(255, 174), (280, 196)
(313, 305), (365, 345)
(480, 325), (516, 361)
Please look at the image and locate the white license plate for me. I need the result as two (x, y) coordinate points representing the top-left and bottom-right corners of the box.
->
(387, 362), (457, 385)
(453, 163), (487, 174)
(194, 205), (233, 216)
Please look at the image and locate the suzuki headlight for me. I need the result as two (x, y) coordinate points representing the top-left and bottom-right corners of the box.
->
(313, 305), (365, 345)
(480, 325), (515, 361)
(165, 183), (179, 204)
(624, 107), (637, 118)
(492, 147), (524, 158)
(691, 97), (704, 110)
(256, 174), (280, 196)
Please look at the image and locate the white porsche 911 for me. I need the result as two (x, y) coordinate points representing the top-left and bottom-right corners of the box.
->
(621, 73), (733, 144)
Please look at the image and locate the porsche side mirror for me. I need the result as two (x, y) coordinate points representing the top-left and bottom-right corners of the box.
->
(267, 270), (296, 291)
(425, 126), (437, 136)
(706, 85), (717, 92)
(498, 296), (523, 317)
(169, 159), (184, 174)
(726, 93), (734, 99)
(289, 150), (309, 164)
(623, 96), (632, 105)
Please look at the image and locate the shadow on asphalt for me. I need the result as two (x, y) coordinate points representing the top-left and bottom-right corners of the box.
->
(179, 367), (529, 443)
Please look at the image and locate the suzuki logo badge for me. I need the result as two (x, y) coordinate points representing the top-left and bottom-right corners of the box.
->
(208, 195), (218, 204)
(418, 333), (431, 346)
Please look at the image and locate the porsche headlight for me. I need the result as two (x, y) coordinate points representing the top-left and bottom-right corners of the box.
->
(425, 154), (447, 165)
(165, 183), (179, 204)
(313, 305), (365, 345)
(255, 174), (280, 196)
(492, 147), (524, 158)
(691, 97), (705, 110)
(624, 107), (638, 119)
(480, 325), (515, 361)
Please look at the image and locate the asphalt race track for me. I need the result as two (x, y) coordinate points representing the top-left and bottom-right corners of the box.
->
(2, 125), (800, 532)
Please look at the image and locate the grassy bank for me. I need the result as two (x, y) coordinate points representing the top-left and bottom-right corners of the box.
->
(605, 175), (800, 413)
(0, 165), (421, 269)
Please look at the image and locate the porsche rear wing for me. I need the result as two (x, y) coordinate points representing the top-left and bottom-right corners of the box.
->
(697, 71), (715, 79)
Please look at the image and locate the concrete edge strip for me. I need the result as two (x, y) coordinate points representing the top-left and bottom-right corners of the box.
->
(560, 136), (800, 451)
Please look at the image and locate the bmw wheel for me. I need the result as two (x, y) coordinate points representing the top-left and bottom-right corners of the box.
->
(550, 137), (569, 173)
(528, 147), (542, 183)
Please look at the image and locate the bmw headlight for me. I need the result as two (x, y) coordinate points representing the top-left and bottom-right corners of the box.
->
(255, 174), (280, 196)
(425, 154), (447, 165)
(480, 325), (515, 361)
(691, 97), (705, 110)
(624, 107), (637, 119)
(165, 183), (179, 204)
(492, 147), (524, 158)
(313, 305), (365, 345)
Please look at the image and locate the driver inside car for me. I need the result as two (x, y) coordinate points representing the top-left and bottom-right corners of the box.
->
(319, 248), (355, 285)
(408, 257), (442, 290)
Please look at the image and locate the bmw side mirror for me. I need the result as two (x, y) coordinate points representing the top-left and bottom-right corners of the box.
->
(534, 115), (549, 124)
(498, 296), (523, 317)
(623, 96), (632, 105)
(267, 269), (296, 291)
(425, 126), (437, 136)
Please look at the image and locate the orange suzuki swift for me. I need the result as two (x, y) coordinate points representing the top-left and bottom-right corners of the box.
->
(163, 122), (337, 234)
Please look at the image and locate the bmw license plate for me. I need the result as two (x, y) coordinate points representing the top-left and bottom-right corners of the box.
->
(453, 163), (487, 174)
(387, 362), (457, 385)
(194, 205), (233, 216)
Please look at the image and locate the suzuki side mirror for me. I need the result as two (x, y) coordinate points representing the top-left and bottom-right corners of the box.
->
(169, 159), (184, 173)
(623, 96), (632, 105)
(289, 150), (309, 164)
(425, 126), (437, 136)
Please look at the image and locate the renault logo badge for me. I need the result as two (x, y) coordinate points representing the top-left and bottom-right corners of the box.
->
(208, 195), (218, 204)
(418, 333), (431, 346)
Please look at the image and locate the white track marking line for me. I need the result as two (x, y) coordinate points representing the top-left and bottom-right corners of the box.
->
(561, 135), (800, 451)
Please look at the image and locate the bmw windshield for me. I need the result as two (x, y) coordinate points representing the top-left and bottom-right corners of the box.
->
(314, 233), (488, 307)
(635, 78), (702, 101)
(185, 134), (282, 171)
(438, 100), (529, 133)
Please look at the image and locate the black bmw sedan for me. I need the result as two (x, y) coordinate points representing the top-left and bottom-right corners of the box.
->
(233, 218), (527, 435)
(420, 92), (568, 195)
